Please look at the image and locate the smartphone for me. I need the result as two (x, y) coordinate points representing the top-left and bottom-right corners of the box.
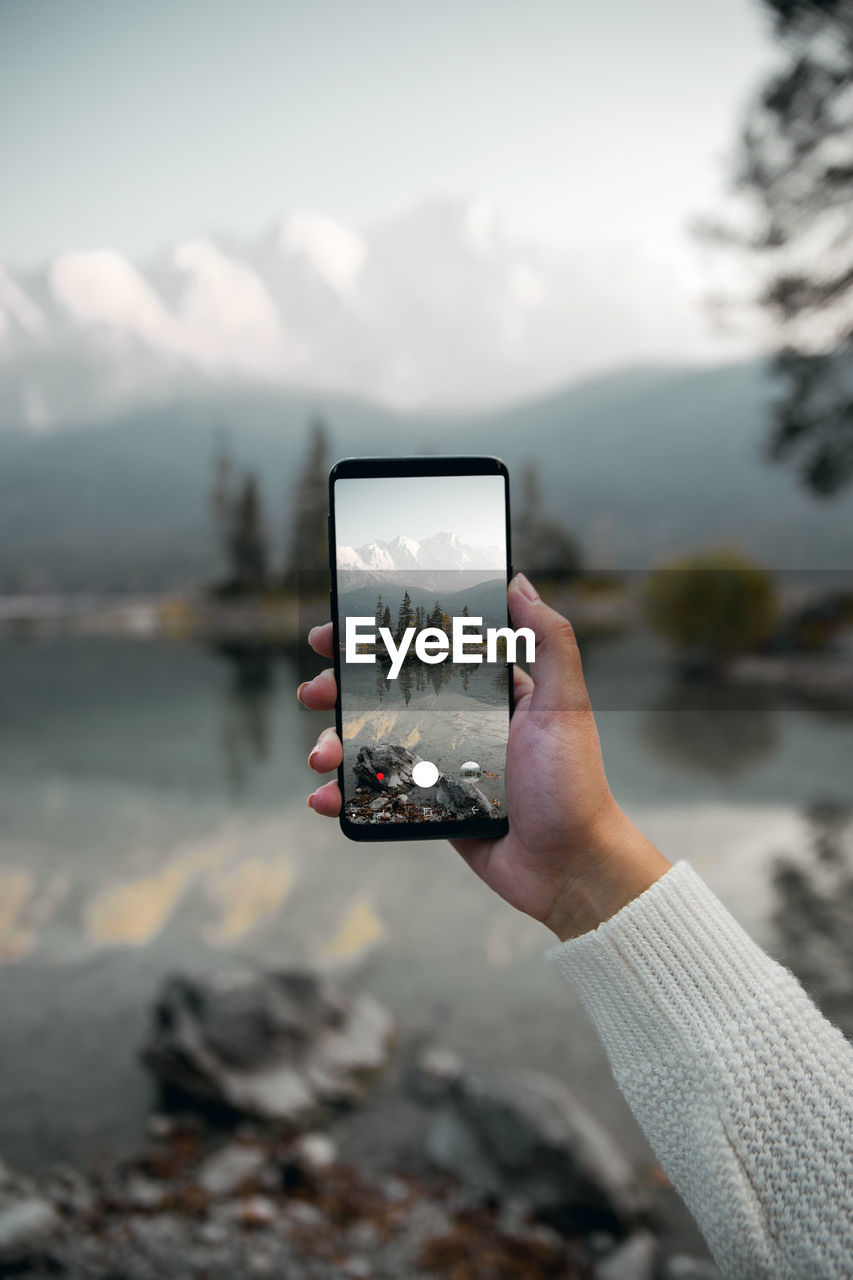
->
(329, 456), (513, 842)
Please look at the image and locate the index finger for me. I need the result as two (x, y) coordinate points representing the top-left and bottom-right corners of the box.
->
(308, 622), (334, 660)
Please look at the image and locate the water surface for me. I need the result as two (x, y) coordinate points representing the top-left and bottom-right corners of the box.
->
(1, 630), (850, 1259)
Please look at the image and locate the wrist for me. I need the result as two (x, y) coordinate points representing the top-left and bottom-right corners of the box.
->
(543, 806), (672, 942)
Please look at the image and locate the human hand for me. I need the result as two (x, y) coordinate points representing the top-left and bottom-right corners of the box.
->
(299, 574), (670, 940)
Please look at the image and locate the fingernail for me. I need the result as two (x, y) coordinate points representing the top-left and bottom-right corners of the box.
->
(514, 573), (540, 603)
(297, 681), (310, 704)
(308, 747), (321, 767)
(308, 626), (319, 644)
(306, 791), (316, 809)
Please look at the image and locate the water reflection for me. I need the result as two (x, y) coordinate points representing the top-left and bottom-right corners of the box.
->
(640, 682), (780, 779)
(348, 657), (504, 710)
(218, 644), (275, 794)
(771, 800), (853, 1039)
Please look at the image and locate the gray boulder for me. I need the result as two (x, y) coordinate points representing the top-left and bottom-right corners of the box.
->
(353, 744), (416, 791)
(434, 773), (492, 820)
(414, 1052), (641, 1233)
(140, 966), (394, 1125)
(0, 1194), (60, 1265)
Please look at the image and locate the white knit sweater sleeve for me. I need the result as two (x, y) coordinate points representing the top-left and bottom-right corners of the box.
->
(548, 860), (853, 1280)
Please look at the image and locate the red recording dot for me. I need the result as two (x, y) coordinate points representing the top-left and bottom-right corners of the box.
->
(376, 772), (385, 781)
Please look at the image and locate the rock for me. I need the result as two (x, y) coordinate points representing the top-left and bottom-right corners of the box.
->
(123, 1173), (166, 1211)
(147, 1112), (177, 1140)
(660, 1257), (721, 1279)
(284, 1199), (325, 1228)
(353, 745), (416, 791)
(280, 1131), (338, 1190)
(126, 1212), (187, 1255)
(0, 1195), (60, 1264)
(196, 1218), (230, 1247)
(347, 1219), (379, 1250)
(595, 1230), (658, 1280)
(290, 1131), (338, 1171)
(434, 774), (493, 820)
(140, 966), (394, 1124)
(239, 1195), (277, 1228)
(44, 1164), (95, 1217)
(411, 1046), (465, 1102)
(343, 1256), (372, 1278)
(381, 1175), (410, 1204)
(418, 1063), (641, 1232)
(197, 1142), (267, 1196)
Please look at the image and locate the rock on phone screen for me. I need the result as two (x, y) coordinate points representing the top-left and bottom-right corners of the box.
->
(333, 472), (510, 828)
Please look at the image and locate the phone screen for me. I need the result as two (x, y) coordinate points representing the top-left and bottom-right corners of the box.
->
(330, 459), (511, 840)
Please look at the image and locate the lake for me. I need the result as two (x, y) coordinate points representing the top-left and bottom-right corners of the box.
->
(1, 631), (851, 1253)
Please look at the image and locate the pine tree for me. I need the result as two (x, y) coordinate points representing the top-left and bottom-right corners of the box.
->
(286, 417), (329, 583)
(513, 461), (581, 584)
(210, 431), (234, 580)
(429, 601), (443, 629)
(720, 1), (853, 494)
(381, 604), (391, 630)
(228, 474), (268, 593)
(375, 595), (384, 626)
(396, 589), (414, 642)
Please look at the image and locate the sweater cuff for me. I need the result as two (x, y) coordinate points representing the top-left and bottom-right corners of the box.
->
(548, 861), (786, 1057)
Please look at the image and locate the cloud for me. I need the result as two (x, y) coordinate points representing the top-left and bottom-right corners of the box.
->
(280, 212), (367, 299)
(0, 264), (45, 337)
(50, 250), (182, 350)
(173, 237), (303, 374)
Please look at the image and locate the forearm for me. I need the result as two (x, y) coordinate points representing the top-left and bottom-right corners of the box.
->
(549, 861), (853, 1279)
(544, 805), (672, 941)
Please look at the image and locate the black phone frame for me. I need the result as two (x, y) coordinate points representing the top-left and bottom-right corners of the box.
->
(328, 455), (513, 843)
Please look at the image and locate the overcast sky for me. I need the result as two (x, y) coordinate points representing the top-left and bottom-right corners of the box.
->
(334, 475), (506, 550)
(0, 0), (775, 267)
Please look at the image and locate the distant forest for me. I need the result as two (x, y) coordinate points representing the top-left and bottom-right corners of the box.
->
(373, 590), (473, 645)
(210, 417), (581, 598)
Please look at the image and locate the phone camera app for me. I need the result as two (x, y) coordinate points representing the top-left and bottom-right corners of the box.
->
(335, 472), (509, 827)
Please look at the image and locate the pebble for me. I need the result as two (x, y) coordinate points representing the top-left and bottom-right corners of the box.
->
(146, 1113), (176, 1140)
(289, 1131), (338, 1171)
(347, 1219), (379, 1250)
(285, 1200), (325, 1228)
(381, 1175), (410, 1203)
(196, 1219), (230, 1246)
(343, 1256), (373, 1278)
(124, 1174), (166, 1211)
(198, 1143), (267, 1197)
(239, 1195), (278, 1229)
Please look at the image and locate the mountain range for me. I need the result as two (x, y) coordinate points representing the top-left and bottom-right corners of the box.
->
(2, 358), (852, 592)
(337, 532), (503, 577)
(0, 200), (727, 427)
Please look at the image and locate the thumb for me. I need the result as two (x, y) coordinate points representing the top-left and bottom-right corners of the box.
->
(508, 574), (590, 714)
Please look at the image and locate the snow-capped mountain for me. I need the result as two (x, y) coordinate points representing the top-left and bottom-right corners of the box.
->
(337, 532), (504, 592)
(0, 199), (724, 430)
